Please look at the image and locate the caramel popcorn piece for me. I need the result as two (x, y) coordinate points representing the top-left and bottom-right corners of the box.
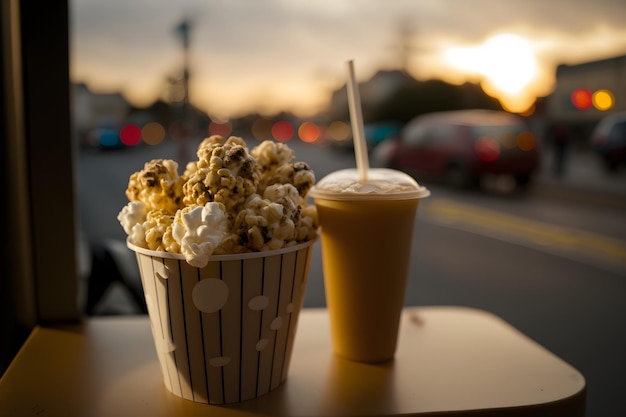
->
(125, 159), (184, 214)
(183, 136), (261, 212)
(251, 140), (315, 198)
(142, 209), (175, 252)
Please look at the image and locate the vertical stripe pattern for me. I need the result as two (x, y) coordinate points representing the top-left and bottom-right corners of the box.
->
(133, 241), (315, 404)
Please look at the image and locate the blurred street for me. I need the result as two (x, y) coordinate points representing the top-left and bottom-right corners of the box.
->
(77, 138), (625, 416)
(535, 145), (626, 204)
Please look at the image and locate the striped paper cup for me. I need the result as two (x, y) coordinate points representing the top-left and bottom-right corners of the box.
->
(127, 237), (317, 404)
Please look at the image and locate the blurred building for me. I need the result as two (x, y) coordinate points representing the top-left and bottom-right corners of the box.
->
(546, 54), (626, 141)
(72, 83), (130, 147)
(325, 69), (418, 122)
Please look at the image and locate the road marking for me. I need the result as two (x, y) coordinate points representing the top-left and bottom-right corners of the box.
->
(422, 199), (626, 273)
(532, 185), (626, 211)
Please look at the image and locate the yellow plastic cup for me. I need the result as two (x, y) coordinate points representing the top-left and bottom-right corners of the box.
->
(309, 168), (429, 363)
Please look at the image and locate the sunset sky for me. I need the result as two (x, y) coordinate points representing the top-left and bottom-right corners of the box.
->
(70, 0), (626, 118)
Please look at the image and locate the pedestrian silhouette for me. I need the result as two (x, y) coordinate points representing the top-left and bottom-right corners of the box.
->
(551, 123), (570, 177)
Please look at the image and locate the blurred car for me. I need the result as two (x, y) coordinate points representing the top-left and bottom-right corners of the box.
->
(365, 121), (402, 148)
(331, 120), (402, 152)
(373, 109), (541, 189)
(589, 111), (626, 172)
(85, 125), (125, 150)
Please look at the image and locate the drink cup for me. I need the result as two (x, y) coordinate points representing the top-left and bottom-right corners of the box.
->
(127, 237), (317, 404)
(308, 168), (429, 363)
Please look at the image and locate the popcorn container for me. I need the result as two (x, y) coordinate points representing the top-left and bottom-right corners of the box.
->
(127, 237), (317, 404)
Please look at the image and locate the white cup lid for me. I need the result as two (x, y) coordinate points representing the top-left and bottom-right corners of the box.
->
(309, 168), (430, 201)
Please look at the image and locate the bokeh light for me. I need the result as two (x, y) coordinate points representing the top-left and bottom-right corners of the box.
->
(271, 121), (294, 142)
(516, 131), (536, 151)
(168, 120), (187, 140)
(208, 120), (232, 137)
(327, 121), (351, 142)
(571, 88), (593, 110)
(251, 118), (272, 141)
(99, 130), (120, 148)
(298, 121), (320, 143)
(120, 124), (142, 146)
(142, 122), (165, 145)
(500, 131), (517, 149)
(592, 89), (614, 111)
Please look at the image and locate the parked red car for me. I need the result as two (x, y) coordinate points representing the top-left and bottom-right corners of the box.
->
(373, 109), (541, 189)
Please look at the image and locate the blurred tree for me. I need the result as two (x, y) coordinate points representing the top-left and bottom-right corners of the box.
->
(132, 100), (173, 126)
(369, 79), (502, 124)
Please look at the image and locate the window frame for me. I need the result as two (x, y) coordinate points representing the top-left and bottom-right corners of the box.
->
(1, 0), (78, 375)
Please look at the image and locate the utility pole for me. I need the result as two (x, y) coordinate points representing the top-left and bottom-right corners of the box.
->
(394, 17), (430, 78)
(174, 17), (192, 162)
(176, 18), (191, 107)
(398, 18), (412, 73)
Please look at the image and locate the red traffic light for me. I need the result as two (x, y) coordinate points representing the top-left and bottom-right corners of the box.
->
(571, 88), (593, 110)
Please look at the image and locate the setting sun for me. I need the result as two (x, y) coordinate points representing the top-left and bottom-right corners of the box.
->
(445, 33), (539, 113)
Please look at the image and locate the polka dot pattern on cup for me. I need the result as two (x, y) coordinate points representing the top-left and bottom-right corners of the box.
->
(256, 339), (269, 351)
(192, 279), (228, 313)
(248, 295), (269, 311)
(209, 356), (231, 367)
(270, 317), (283, 331)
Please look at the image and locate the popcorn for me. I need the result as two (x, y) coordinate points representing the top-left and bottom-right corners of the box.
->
(172, 203), (230, 268)
(183, 136), (260, 212)
(251, 140), (315, 198)
(125, 159), (184, 214)
(117, 201), (148, 235)
(119, 136), (318, 267)
(251, 140), (295, 170)
(231, 184), (301, 252)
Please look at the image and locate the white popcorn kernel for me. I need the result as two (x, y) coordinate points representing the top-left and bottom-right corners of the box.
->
(128, 223), (147, 248)
(117, 201), (148, 235)
(173, 202), (229, 268)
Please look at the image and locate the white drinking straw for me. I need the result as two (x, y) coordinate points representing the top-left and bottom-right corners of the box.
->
(346, 60), (369, 182)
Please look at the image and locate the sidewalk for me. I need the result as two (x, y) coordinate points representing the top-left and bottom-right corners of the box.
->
(534, 147), (626, 202)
